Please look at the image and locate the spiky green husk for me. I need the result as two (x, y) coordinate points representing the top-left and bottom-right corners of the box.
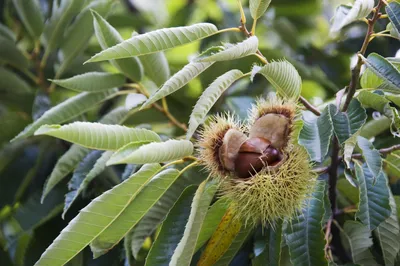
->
(197, 114), (243, 179)
(220, 144), (316, 227)
(248, 97), (297, 124)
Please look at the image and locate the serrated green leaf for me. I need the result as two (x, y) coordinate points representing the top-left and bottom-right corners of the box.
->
(342, 221), (375, 266)
(193, 46), (225, 61)
(12, 0), (44, 38)
(361, 53), (400, 93)
(0, 23), (16, 42)
(196, 36), (258, 62)
(90, 168), (182, 258)
(34, 163), (162, 266)
(252, 60), (302, 100)
(86, 23), (218, 62)
(92, 10), (143, 82)
(140, 52), (170, 87)
(63, 151), (114, 218)
(355, 162), (391, 230)
(0, 67), (31, 94)
(330, 0), (374, 34)
(145, 185), (197, 266)
(386, 2), (400, 37)
(357, 136), (382, 181)
(328, 100), (367, 145)
(51, 72), (126, 92)
(299, 107), (333, 162)
(285, 181), (327, 266)
(0, 36), (29, 70)
(142, 61), (214, 108)
(252, 221), (283, 266)
(107, 139), (193, 165)
(186, 69), (244, 138)
(13, 89), (117, 141)
(195, 198), (230, 252)
(375, 192), (400, 266)
(125, 93), (147, 111)
(250, 0), (272, 20)
(35, 122), (161, 150)
(170, 181), (218, 266)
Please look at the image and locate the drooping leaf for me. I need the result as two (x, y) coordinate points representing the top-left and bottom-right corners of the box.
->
(125, 93), (147, 110)
(328, 100), (367, 145)
(342, 221), (376, 265)
(343, 133), (359, 170)
(386, 2), (400, 36)
(374, 192), (400, 266)
(90, 168), (182, 258)
(186, 69), (244, 138)
(299, 108), (333, 163)
(355, 162), (391, 230)
(13, 89), (117, 141)
(86, 23), (219, 62)
(145, 186), (197, 266)
(142, 61), (214, 108)
(34, 164), (162, 266)
(197, 205), (243, 266)
(361, 53), (400, 93)
(252, 221), (283, 266)
(92, 10), (143, 82)
(140, 51), (170, 87)
(50, 72), (126, 92)
(0, 67), (31, 94)
(252, 60), (302, 100)
(357, 136), (382, 181)
(196, 36), (258, 62)
(285, 181), (327, 266)
(170, 181), (218, 266)
(0, 36), (29, 70)
(63, 151), (114, 218)
(330, 0), (374, 34)
(35, 122), (161, 150)
(250, 0), (272, 20)
(12, 0), (44, 38)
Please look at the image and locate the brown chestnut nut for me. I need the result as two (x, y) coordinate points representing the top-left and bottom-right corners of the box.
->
(234, 137), (282, 179)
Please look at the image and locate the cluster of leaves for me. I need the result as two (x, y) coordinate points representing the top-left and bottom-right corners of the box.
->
(0, 0), (400, 266)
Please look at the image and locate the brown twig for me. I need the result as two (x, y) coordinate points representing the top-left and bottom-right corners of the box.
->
(340, 144), (400, 160)
(299, 96), (321, 116)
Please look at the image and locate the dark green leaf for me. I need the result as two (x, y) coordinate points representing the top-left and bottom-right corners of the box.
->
(357, 136), (382, 181)
(0, 23), (16, 42)
(386, 2), (400, 36)
(252, 221), (283, 266)
(0, 36), (29, 70)
(0, 67), (31, 94)
(12, 0), (44, 38)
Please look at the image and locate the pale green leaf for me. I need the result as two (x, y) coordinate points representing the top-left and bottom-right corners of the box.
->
(140, 52), (170, 87)
(92, 10), (143, 82)
(360, 68), (384, 89)
(50, 72), (126, 92)
(285, 181), (327, 266)
(12, 0), (44, 38)
(386, 2), (400, 36)
(328, 100), (367, 145)
(107, 139), (193, 165)
(125, 93), (147, 111)
(250, 0), (272, 20)
(330, 0), (374, 33)
(196, 36), (258, 62)
(385, 151), (400, 178)
(13, 89), (117, 141)
(193, 46), (224, 62)
(35, 122), (161, 150)
(344, 133), (359, 168)
(355, 162), (391, 230)
(145, 186), (197, 266)
(342, 221), (376, 266)
(374, 192), (400, 266)
(186, 69), (244, 138)
(0, 67), (31, 94)
(357, 136), (382, 181)
(63, 151), (114, 218)
(142, 61), (214, 108)
(90, 168), (182, 258)
(299, 108), (333, 162)
(34, 164), (162, 266)
(0, 36), (29, 70)
(361, 53), (400, 93)
(359, 116), (391, 139)
(252, 60), (302, 100)
(170, 181), (218, 266)
(86, 23), (218, 62)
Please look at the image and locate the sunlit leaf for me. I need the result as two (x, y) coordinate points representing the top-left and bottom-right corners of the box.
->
(140, 51), (170, 87)
(92, 10), (143, 82)
(50, 72), (126, 92)
(386, 2), (400, 36)
(142, 61), (214, 108)
(250, 0), (272, 20)
(86, 23), (218, 62)
(252, 60), (302, 100)
(125, 93), (147, 110)
(186, 69), (244, 138)
(13, 89), (117, 141)
(34, 164), (162, 266)
(107, 139), (193, 165)
(35, 122), (161, 150)
(12, 0), (44, 38)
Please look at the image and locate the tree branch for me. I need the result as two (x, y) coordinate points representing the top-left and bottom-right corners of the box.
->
(299, 96), (321, 116)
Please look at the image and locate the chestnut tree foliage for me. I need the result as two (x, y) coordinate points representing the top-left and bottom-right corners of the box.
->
(1, 0), (400, 265)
